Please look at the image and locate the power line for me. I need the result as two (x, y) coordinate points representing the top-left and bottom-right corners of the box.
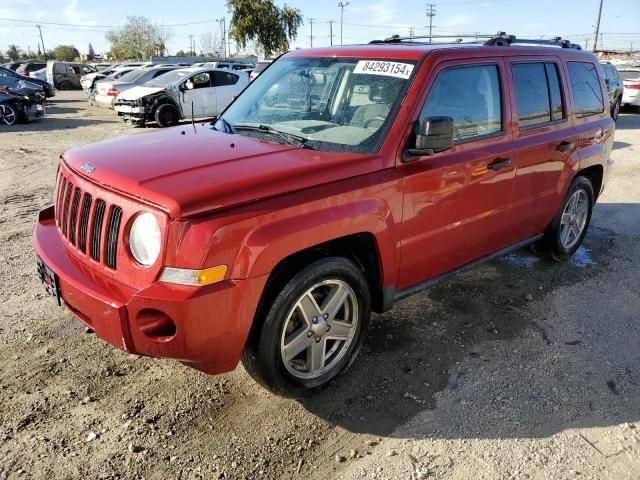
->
(0, 16), (219, 28)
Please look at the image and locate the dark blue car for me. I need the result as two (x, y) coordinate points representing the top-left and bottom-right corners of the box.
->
(0, 65), (55, 97)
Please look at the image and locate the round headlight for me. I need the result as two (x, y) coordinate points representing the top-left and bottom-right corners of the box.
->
(129, 212), (161, 266)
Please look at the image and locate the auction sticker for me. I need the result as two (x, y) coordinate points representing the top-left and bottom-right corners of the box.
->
(353, 60), (414, 79)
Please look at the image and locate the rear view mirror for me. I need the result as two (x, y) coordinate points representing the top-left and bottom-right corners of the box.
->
(407, 116), (454, 158)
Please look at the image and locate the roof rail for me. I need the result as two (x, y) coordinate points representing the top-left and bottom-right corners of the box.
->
(369, 33), (493, 44)
(485, 32), (582, 50)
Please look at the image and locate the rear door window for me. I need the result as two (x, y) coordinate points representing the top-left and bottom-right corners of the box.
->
(213, 71), (239, 86)
(420, 64), (502, 142)
(512, 62), (564, 127)
(567, 62), (604, 116)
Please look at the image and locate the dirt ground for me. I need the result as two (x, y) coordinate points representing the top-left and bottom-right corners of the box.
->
(0, 92), (639, 480)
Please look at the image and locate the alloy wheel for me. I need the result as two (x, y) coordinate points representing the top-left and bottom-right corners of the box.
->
(0, 105), (16, 125)
(280, 279), (358, 380)
(560, 189), (589, 249)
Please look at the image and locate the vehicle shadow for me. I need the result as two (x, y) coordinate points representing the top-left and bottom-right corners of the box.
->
(2, 117), (116, 132)
(616, 112), (640, 129)
(613, 140), (631, 150)
(298, 203), (640, 439)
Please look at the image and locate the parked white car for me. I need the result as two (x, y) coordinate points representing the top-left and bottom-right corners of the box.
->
(113, 67), (249, 127)
(81, 67), (136, 93)
(620, 69), (640, 108)
(92, 66), (180, 108)
(29, 68), (47, 81)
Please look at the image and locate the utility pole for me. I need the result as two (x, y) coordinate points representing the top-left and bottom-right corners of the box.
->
(217, 18), (227, 60)
(409, 27), (415, 39)
(338, 2), (349, 46)
(188, 35), (195, 56)
(426, 3), (436, 43)
(593, 0), (603, 52)
(329, 20), (335, 46)
(309, 18), (316, 48)
(36, 25), (46, 61)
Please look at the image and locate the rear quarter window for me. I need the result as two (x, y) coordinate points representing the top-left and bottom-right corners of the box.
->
(567, 62), (604, 117)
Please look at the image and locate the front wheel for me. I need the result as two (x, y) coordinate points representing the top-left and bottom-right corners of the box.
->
(542, 176), (594, 261)
(242, 257), (371, 397)
(154, 103), (179, 128)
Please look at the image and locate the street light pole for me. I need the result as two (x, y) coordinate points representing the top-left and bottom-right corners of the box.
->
(338, 2), (349, 46)
(593, 0), (604, 52)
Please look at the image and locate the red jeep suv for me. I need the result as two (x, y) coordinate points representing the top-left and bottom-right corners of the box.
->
(34, 34), (614, 396)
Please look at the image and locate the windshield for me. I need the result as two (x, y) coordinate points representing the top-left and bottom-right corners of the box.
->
(620, 70), (640, 81)
(216, 56), (416, 154)
(145, 69), (190, 87)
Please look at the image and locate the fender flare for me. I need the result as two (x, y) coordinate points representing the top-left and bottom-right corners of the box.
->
(228, 198), (399, 287)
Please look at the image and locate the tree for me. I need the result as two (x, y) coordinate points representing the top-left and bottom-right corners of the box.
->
(6, 44), (20, 61)
(200, 30), (223, 57)
(52, 45), (80, 62)
(175, 50), (187, 57)
(227, 0), (303, 57)
(88, 43), (95, 60)
(37, 44), (42, 57)
(105, 16), (173, 61)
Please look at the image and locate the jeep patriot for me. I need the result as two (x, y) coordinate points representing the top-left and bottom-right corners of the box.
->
(34, 34), (614, 396)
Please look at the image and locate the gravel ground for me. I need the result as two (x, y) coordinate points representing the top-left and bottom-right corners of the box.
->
(0, 92), (638, 480)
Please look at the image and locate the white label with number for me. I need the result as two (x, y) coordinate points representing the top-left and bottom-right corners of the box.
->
(353, 60), (414, 79)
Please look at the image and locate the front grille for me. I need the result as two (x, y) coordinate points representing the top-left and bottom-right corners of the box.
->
(55, 173), (123, 270)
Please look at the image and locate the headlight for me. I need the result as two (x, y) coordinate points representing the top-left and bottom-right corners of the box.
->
(129, 212), (161, 266)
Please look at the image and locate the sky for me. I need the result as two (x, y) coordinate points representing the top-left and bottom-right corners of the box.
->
(0, 0), (638, 58)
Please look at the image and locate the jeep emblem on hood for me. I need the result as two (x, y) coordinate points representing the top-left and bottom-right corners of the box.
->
(81, 163), (95, 173)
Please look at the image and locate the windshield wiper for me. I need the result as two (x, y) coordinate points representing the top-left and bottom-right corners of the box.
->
(233, 123), (311, 149)
(216, 117), (235, 134)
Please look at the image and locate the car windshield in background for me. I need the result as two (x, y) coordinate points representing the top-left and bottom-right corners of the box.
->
(620, 70), (640, 81)
(217, 57), (416, 154)
(117, 69), (148, 83)
(145, 70), (190, 87)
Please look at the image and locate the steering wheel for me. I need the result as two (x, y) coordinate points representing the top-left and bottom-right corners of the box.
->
(363, 116), (386, 129)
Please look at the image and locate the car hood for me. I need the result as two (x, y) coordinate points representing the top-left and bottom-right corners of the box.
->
(62, 125), (383, 218)
(116, 85), (166, 101)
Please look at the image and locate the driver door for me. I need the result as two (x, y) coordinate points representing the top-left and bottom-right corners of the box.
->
(181, 72), (216, 117)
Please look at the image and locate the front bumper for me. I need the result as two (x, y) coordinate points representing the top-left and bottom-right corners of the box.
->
(33, 205), (268, 375)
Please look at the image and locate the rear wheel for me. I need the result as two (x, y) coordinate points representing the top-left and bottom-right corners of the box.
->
(242, 257), (371, 397)
(154, 103), (179, 127)
(0, 105), (17, 125)
(612, 98), (621, 121)
(58, 81), (72, 91)
(541, 176), (594, 261)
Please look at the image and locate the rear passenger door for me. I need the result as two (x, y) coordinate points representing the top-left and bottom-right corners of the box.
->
(507, 59), (578, 240)
(397, 59), (517, 290)
(213, 71), (241, 114)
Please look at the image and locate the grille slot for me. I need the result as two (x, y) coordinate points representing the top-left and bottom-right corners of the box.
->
(61, 182), (73, 237)
(68, 188), (81, 245)
(91, 200), (106, 261)
(57, 177), (67, 227)
(105, 206), (123, 269)
(78, 193), (92, 253)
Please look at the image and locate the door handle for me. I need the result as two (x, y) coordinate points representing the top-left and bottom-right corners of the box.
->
(487, 157), (512, 170)
(556, 141), (575, 152)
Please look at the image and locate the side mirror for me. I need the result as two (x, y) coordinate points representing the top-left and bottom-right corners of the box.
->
(407, 116), (454, 158)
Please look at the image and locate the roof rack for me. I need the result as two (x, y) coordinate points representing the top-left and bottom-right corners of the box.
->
(484, 32), (582, 50)
(369, 31), (583, 50)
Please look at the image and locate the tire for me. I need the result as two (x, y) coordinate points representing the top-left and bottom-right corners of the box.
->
(154, 103), (179, 128)
(611, 98), (621, 121)
(0, 105), (17, 125)
(541, 176), (594, 261)
(242, 257), (371, 397)
(58, 81), (72, 91)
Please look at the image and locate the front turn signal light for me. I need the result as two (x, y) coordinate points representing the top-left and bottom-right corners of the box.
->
(159, 265), (227, 286)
